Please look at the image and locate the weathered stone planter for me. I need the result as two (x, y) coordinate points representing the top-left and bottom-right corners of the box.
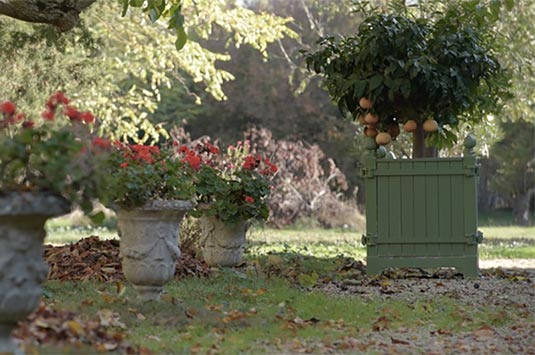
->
(116, 200), (192, 301)
(361, 136), (482, 277)
(0, 192), (70, 354)
(199, 216), (247, 267)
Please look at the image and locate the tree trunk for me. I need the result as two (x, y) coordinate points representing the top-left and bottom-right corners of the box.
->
(412, 122), (438, 158)
(412, 123), (425, 158)
(0, 0), (96, 31)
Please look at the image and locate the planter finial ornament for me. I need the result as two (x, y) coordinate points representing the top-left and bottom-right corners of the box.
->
(463, 134), (477, 155)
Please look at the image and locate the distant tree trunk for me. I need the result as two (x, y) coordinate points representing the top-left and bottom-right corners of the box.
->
(512, 187), (535, 226)
(0, 0), (96, 31)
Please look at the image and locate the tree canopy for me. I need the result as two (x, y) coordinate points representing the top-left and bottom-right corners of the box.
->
(0, 0), (296, 142)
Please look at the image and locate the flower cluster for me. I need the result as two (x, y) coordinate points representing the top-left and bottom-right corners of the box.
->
(175, 140), (278, 225)
(106, 142), (195, 209)
(0, 93), (109, 219)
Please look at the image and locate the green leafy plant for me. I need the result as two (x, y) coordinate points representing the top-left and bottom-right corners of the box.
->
(304, 0), (511, 157)
(0, 92), (109, 219)
(175, 140), (277, 225)
(106, 142), (196, 209)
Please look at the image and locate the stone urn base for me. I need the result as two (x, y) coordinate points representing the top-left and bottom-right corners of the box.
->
(200, 216), (247, 267)
(0, 192), (70, 354)
(116, 200), (192, 301)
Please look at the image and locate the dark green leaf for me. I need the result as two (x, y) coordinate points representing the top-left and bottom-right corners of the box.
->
(175, 27), (188, 51)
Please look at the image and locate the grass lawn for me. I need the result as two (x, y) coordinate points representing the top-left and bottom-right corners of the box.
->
(45, 219), (535, 260)
(28, 217), (534, 353)
(36, 272), (531, 354)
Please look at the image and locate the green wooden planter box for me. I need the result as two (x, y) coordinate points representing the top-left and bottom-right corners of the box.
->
(361, 136), (483, 277)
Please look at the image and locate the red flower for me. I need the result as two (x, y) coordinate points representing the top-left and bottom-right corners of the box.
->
(243, 155), (257, 170)
(80, 111), (94, 124)
(182, 151), (201, 170)
(244, 196), (255, 203)
(46, 91), (70, 111)
(22, 121), (35, 129)
(15, 113), (25, 122)
(0, 101), (16, 115)
(65, 106), (80, 121)
(206, 143), (220, 155)
(177, 145), (189, 153)
(120, 162), (128, 169)
(53, 91), (70, 105)
(92, 136), (111, 149)
(41, 110), (55, 121)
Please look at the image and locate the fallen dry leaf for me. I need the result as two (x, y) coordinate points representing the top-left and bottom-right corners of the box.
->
(44, 236), (211, 282)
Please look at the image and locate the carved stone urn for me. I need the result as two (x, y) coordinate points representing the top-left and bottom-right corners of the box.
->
(116, 200), (192, 301)
(0, 192), (70, 354)
(199, 216), (248, 267)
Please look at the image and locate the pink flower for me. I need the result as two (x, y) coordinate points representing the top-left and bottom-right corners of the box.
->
(244, 196), (255, 203)
(120, 162), (128, 169)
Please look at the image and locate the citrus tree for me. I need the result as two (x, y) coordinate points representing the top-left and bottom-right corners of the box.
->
(304, 0), (510, 158)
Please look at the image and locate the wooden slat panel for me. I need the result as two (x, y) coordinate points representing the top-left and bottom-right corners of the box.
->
(400, 165), (415, 243)
(388, 173), (402, 243)
(438, 162), (453, 241)
(424, 161), (439, 242)
(413, 174), (427, 242)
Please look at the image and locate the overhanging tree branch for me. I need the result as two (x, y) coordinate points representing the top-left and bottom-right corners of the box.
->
(0, 0), (96, 31)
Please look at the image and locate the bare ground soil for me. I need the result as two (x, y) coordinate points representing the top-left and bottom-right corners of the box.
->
(316, 261), (535, 354)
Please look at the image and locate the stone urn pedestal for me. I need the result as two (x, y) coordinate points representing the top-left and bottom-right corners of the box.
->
(116, 200), (192, 301)
(200, 216), (247, 267)
(0, 192), (70, 354)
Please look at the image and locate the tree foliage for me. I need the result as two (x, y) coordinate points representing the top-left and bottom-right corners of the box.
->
(0, 0), (295, 143)
(304, 0), (510, 154)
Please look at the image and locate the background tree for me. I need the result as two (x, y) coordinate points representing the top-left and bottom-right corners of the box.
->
(488, 120), (535, 225)
(0, 0), (295, 142)
(154, 0), (367, 199)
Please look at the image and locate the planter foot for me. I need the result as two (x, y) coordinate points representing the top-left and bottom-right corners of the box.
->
(0, 324), (22, 355)
(132, 285), (163, 301)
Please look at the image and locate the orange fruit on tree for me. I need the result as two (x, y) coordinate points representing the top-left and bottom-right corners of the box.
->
(364, 112), (379, 125)
(403, 120), (417, 132)
(364, 126), (378, 137)
(359, 97), (374, 109)
(376, 132), (392, 145)
(357, 114), (366, 125)
(423, 119), (439, 132)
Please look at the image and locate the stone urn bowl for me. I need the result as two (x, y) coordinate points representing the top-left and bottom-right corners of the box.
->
(0, 192), (70, 354)
(116, 199), (192, 301)
(199, 216), (247, 267)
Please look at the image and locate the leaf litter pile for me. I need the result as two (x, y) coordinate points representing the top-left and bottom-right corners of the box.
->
(44, 236), (211, 282)
(11, 237), (535, 354)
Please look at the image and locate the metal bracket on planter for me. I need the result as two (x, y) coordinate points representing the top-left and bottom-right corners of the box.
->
(362, 233), (378, 246)
(360, 168), (375, 178)
(463, 165), (478, 177)
(466, 230), (484, 245)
